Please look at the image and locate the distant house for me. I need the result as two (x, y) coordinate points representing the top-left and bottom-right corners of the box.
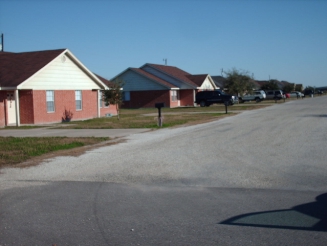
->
(111, 63), (217, 108)
(0, 49), (116, 127)
(211, 76), (226, 89)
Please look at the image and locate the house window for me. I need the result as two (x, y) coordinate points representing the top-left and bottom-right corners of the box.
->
(99, 91), (109, 108)
(75, 90), (82, 110)
(46, 90), (55, 112)
(99, 91), (103, 108)
(171, 90), (178, 102)
(123, 91), (130, 101)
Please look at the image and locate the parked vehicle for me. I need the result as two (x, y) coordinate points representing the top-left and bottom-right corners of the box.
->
(254, 90), (266, 99)
(195, 90), (235, 107)
(304, 90), (314, 96)
(265, 90), (285, 100)
(239, 91), (264, 103)
(289, 91), (304, 98)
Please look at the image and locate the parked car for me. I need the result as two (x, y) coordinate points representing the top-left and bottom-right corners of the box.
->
(254, 90), (266, 99)
(195, 90), (235, 107)
(265, 90), (285, 100)
(239, 91), (264, 103)
(289, 91), (304, 98)
(304, 90), (314, 96)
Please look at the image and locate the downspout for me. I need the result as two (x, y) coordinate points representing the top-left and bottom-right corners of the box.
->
(15, 90), (20, 126)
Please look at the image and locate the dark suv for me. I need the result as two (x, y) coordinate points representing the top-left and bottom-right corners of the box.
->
(195, 90), (235, 107)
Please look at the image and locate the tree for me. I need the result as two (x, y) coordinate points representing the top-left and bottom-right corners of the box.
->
(102, 79), (124, 120)
(295, 84), (303, 92)
(261, 80), (279, 91)
(283, 83), (294, 93)
(224, 68), (255, 96)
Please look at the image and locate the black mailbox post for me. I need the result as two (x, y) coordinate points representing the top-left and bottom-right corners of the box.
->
(155, 102), (165, 127)
(224, 101), (229, 114)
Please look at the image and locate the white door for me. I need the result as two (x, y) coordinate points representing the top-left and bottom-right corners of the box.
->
(7, 92), (16, 124)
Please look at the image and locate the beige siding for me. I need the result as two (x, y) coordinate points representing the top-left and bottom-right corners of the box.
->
(19, 54), (101, 90)
(199, 77), (215, 90)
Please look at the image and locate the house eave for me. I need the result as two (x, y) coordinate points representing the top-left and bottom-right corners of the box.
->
(17, 49), (109, 90)
(0, 86), (17, 90)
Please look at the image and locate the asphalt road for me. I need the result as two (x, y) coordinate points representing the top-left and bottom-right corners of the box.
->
(1, 96), (327, 245)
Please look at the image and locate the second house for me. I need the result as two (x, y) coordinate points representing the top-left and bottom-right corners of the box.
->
(111, 63), (217, 108)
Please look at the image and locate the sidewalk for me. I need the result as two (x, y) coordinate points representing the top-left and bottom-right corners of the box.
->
(0, 128), (150, 138)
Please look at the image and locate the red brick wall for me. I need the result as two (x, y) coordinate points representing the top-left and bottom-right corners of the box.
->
(29, 90), (115, 124)
(0, 91), (6, 127)
(179, 89), (195, 106)
(122, 90), (171, 108)
(100, 104), (118, 117)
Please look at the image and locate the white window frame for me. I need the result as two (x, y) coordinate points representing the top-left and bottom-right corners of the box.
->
(99, 91), (103, 108)
(99, 91), (109, 108)
(171, 90), (177, 102)
(75, 90), (82, 110)
(46, 90), (55, 112)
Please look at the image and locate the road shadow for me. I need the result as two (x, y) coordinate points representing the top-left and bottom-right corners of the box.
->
(301, 114), (327, 118)
(220, 193), (327, 231)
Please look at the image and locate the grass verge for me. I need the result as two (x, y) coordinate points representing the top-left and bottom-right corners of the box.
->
(0, 137), (109, 168)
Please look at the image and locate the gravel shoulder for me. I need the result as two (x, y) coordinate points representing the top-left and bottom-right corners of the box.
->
(1, 96), (326, 192)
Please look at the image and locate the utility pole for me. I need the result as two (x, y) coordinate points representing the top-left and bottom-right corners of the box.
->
(0, 33), (3, 52)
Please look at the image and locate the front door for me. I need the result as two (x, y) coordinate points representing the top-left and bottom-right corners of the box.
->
(7, 92), (16, 124)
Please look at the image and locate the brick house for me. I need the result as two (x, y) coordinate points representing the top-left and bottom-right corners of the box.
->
(0, 49), (117, 127)
(111, 63), (217, 108)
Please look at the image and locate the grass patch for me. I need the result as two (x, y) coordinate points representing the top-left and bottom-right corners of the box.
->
(0, 137), (109, 168)
(53, 103), (269, 129)
(56, 112), (232, 129)
(0, 125), (48, 130)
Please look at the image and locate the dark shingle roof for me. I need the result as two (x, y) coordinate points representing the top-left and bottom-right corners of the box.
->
(211, 76), (226, 88)
(0, 49), (66, 87)
(131, 68), (177, 88)
(144, 64), (199, 87)
(94, 73), (115, 87)
(186, 74), (208, 87)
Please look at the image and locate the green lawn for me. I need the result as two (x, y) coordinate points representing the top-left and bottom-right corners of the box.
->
(0, 137), (109, 168)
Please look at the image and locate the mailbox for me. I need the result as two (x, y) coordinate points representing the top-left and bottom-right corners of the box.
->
(155, 102), (165, 127)
(155, 102), (165, 108)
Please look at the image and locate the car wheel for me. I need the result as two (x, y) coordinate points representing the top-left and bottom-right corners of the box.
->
(200, 101), (206, 107)
(255, 98), (261, 103)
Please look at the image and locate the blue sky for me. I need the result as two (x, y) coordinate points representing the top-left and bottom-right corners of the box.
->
(1, 0), (326, 87)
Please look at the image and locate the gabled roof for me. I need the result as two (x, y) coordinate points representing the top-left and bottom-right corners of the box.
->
(142, 63), (199, 88)
(0, 49), (66, 87)
(94, 73), (115, 88)
(211, 76), (226, 88)
(0, 49), (108, 89)
(186, 74), (208, 87)
(131, 68), (178, 89)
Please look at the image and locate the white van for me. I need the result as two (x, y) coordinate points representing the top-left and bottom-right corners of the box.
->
(255, 90), (266, 99)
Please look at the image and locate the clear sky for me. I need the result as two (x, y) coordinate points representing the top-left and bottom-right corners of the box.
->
(1, 0), (326, 87)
